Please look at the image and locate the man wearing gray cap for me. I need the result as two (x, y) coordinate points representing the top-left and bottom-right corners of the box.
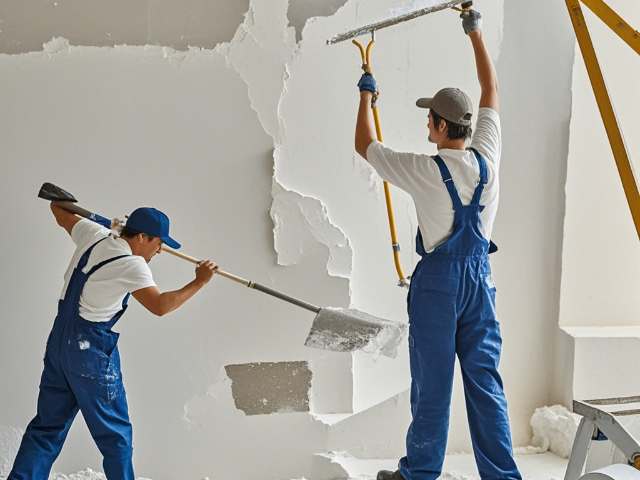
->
(355, 10), (521, 480)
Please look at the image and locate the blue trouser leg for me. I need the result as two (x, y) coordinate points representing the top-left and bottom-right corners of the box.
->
(456, 277), (521, 480)
(79, 394), (134, 480)
(9, 353), (79, 480)
(399, 269), (458, 480)
(66, 352), (134, 480)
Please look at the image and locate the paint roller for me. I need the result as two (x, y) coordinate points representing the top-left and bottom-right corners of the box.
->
(38, 182), (407, 358)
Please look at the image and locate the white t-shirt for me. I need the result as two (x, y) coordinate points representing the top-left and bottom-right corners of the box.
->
(60, 219), (157, 322)
(366, 107), (501, 252)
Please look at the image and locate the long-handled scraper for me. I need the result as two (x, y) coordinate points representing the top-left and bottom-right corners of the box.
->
(38, 182), (407, 358)
(328, 0), (474, 287)
(327, 0), (474, 45)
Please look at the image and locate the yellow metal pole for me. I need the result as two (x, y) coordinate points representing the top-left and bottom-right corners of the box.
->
(580, 0), (639, 55)
(353, 38), (409, 287)
(565, 0), (640, 240)
(371, 101), (408, 285)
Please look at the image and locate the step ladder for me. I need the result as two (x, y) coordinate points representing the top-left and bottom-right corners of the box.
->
(566, 396), (640, 480)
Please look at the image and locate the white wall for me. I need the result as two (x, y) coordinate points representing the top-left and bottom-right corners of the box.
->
(0, 0), (579, 478)
(559, 0), (640, 327)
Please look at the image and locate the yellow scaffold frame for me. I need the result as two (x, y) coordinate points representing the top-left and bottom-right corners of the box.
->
(564, 0), (640, 240)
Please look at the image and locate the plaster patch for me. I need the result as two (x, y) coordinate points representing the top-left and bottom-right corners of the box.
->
(271, 182), (352, 279)
(24, 37), (225, 66)
(0, 426), (23, 477)
(216, 1), (296, 139)
(215, 0), (357, 288)
(225, 361), (312, 415)
(43, 37), (71, 56)
(287, 0), (350, 43)
(160, 47), (190, 62)
(46, 468), (153, 479)
(530, 405), (581, 459)
(353, 153), (381, 195)
(182, 372), (241, 429)
(389, 0), (454, 17)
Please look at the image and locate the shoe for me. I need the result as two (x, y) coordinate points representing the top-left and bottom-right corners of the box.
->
(377, 470), (406, 480)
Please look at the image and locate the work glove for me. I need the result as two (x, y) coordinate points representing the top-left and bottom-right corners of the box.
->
(357, 72), (378, 94)
(461, 10), (482, 35)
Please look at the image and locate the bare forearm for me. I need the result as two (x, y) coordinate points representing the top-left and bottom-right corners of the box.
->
(153, 280), (206, 316)
(469, 30), (498, 111)
(355, 92), (377, 160)
(133, 261), (216, 317)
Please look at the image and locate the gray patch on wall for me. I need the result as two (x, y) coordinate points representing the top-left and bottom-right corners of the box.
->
(0, 0), (251, 54)
(225, 361), (312, 415)
(287, 0), (349, 42)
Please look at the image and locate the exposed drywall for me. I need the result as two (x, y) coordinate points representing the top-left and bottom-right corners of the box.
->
(288, 0), (349, 43)
(0, 0), (250, 54)
(0, 0), (581, 478)
(225, 361), (312, 415)
(559, 0), (640, 327)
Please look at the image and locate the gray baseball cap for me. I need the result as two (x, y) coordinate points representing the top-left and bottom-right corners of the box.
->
(416, 88), (473, 126)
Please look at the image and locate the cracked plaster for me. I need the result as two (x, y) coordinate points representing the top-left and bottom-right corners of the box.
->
(218, 0), (357, 285)
(0, 0), (582, 477)
(271, 183), (352, 278)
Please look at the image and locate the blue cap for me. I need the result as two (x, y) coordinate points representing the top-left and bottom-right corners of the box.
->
(126, 207), (181, 249)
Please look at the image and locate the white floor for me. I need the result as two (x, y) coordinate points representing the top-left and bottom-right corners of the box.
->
(326, 448), (568, 480)
(0, 449), (568, 480)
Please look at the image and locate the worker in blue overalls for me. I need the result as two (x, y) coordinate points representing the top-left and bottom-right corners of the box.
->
(354, 9), (522, 480)
(8, 202), (217, 480)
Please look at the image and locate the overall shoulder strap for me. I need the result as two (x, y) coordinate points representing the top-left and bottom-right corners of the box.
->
(469, 148), (488, 206)
(76, 237), (109, 272)
(432, 155), (463, 209)
(86, 254), (131, 277)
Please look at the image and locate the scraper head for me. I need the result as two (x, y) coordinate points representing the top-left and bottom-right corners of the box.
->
(327, 0), (468, 45)
(305, 307), (407, 358)
(38, 182), (78, 202)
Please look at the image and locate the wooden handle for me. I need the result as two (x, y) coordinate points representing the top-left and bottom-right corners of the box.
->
(53, 201), (93, 219)
(161, 246), (321, 312)
(161, 246), (250, 286)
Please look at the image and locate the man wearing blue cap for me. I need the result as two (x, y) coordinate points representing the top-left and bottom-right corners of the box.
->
(8, 203), (217, 480)
(354, 10), (521, 480)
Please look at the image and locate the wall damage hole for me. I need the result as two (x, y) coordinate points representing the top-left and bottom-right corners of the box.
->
(287, 0), (349, 43)
(224, 361), (312, 415)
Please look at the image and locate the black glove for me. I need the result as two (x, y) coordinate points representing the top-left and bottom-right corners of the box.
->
(461, 10), (482, 35)
(357, 72), (378, 94)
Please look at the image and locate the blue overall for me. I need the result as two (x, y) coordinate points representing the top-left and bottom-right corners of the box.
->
(398, 150), (521, 480)
(9, 238), (134, 480)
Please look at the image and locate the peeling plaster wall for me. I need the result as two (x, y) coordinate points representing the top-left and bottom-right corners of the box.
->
(0, 0), (250, 54)
(0, 0), (578, 478)
(559, 0), (640, 327)
(0, 31), (350, 480)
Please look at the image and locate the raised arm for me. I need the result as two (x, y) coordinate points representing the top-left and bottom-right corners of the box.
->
(51, 201), (82, 236)
(354, 73), (379, 160)
(462, 10), (499, 112)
